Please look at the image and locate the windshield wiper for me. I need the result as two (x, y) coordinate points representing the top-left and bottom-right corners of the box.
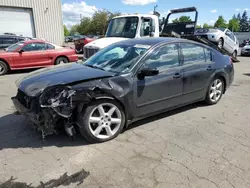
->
(84, 64), (105, 71)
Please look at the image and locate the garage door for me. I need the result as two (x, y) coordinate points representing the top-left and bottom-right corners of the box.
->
(0, 7), (35, 37)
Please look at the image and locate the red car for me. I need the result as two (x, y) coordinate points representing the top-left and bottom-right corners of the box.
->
(0, 40), (78, 76)
(74, 37), (95, 54)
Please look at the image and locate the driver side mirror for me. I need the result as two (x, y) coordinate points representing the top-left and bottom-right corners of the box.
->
(18, 49), (24, 53)
(138, 68), (159, 79)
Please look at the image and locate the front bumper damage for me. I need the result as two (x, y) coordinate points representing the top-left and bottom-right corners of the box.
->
(11, 87), (78, 140)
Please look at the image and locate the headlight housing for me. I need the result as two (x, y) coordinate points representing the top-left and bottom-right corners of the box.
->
(39, 86), (76, 118)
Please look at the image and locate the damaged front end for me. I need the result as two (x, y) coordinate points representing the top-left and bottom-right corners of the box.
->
(12, 76), (128, 140)
(38, 86), (77, 139)
(12, 86), (78, 140)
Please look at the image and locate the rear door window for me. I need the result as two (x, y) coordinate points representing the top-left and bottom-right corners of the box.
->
(46, 43), (55, 50)
(181, 43), (205, 65)
(204, 48), (213, 63)
(2, 38), (16, 45)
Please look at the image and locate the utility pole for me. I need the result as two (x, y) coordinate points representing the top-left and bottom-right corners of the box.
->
(153, 5), (158, 14)
(80, 13), (82, 24)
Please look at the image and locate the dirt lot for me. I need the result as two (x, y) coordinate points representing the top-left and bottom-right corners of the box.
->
(0, 57), (250, 188)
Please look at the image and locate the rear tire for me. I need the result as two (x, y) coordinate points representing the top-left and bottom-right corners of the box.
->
(232, 50), (237, 58)
(0, 61), (9, 76)
(55, 57), (69, 65)
(78, 99), (126, 143)
(205, 77), (224, 105)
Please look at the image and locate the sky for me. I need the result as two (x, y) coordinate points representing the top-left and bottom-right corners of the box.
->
(62, 0), (250, 28)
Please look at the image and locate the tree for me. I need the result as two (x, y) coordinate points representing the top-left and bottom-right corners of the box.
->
(64, 25), (70, 36)
(214, 16), (228, 28)
(203, 23), (213, 29)
(228, 18), (240, 32)
(77, 17), (92, 35)
(239, 11), (249, 32)
(172, 16), (192, 23)
(196, 25), (202, 29)
(237, 13), (241, 21)
(69, 25), (79, 35)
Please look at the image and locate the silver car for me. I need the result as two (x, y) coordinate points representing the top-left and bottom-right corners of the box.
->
(195, 28), (239, 58)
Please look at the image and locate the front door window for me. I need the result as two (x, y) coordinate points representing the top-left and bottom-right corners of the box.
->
(21, 43), (46, 52)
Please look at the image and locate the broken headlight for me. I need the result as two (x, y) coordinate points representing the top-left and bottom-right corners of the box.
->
(39, 86), (76, 118)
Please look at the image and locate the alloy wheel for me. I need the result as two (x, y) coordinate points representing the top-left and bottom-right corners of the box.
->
(88, 103), (122, 139)
(209, 79), (223, 102)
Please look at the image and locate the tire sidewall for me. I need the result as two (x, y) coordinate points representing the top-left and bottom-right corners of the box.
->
(233, 50), (237, 58)
(0, 61), (8, 76)
(78, 99), (126, 143)
(205, 77), (224, 105)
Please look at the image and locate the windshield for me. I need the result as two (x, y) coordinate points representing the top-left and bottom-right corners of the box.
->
(106, 17), (139, 38)
(218, 28), (226, 32)
(83, 43), (151, 74)
(6, 41), (24, 52)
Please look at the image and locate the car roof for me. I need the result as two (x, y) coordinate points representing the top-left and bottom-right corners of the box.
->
(23, 39), (48, 44)
(115, 37), (189, 46)
(0, 35), (24, 38)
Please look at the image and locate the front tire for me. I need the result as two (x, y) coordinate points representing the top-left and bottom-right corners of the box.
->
(55, 57), (69, 65)
(78, 99), (126, 143)
(218, 38), (224, 49)
(0, 61), (9, 76)
(205, 77), (224, 105)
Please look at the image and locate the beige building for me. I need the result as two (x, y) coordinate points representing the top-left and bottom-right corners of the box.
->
(0, 0), (64, 45)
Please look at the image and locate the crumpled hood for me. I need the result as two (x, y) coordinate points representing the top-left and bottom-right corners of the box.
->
(16, 63), (115, 96)
(84, 37), (129, 49)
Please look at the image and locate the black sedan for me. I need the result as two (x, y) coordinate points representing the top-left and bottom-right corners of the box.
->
(12, 37), (234, 143)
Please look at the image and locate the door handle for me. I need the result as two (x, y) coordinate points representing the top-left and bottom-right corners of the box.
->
(207, 66), (212, 71)
(173, 73), (181, 79)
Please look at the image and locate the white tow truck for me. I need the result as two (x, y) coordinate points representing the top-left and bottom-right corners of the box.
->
(83, 14), (160, 59)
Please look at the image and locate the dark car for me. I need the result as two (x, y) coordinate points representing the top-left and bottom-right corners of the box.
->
(11, 37), (234, 143)
(0, 35), (31, 49)
(65, 36), (73, 43)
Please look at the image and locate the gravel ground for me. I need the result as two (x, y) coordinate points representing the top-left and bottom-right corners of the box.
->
(0, 57), (250, 188)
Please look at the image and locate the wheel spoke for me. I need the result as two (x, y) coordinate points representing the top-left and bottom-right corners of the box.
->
(214, 79), (218, 86)
(97, 105), (105, 116)
(210, 92), (215, 99)
(216, 90), (222, 95)
(216, 82), (222, 89)
(111, 118), (121, 124)
(94, 125), (103, 136)
(105, 126), (113, 136)
(108, 106), (116, 116)
(89, 117), (101, 123)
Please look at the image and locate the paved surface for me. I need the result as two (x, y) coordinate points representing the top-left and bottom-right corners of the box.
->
(0, 57), (250, 188)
